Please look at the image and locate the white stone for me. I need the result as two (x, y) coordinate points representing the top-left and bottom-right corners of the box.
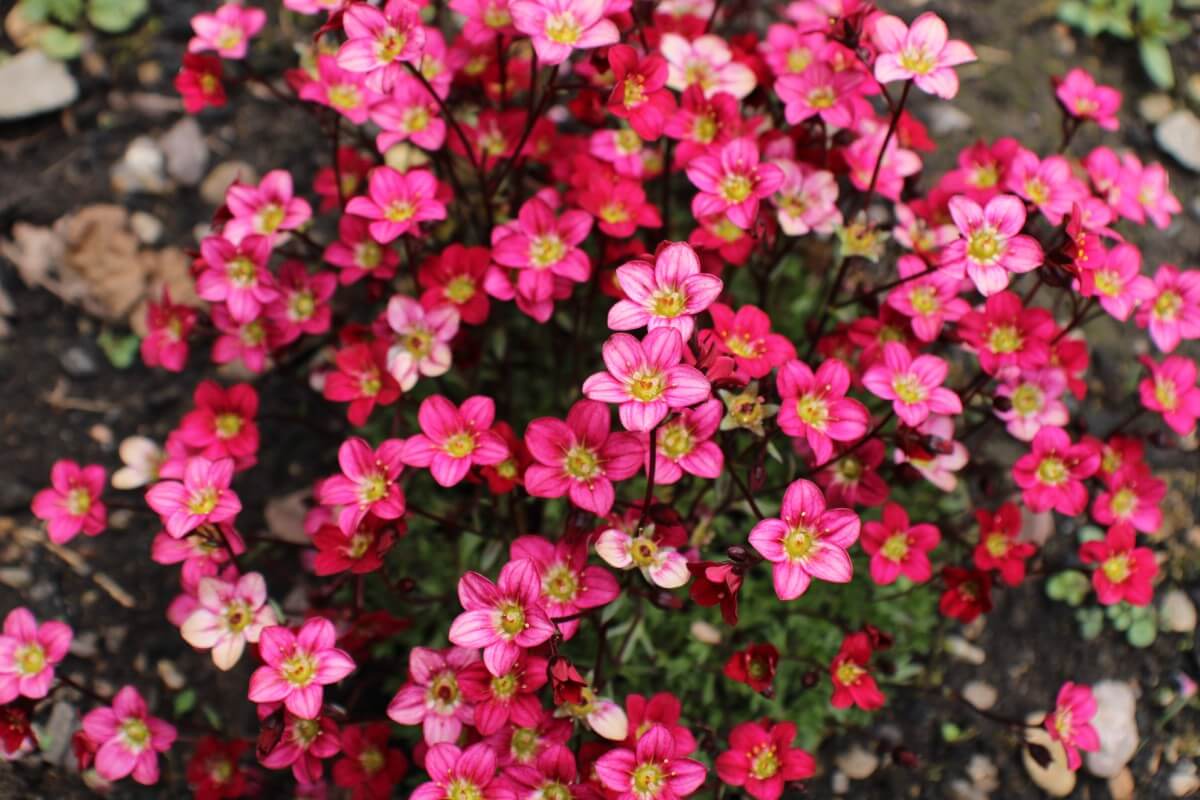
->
(1156, 110), (1200, 173)
(835, 745), (879, 780)
(946, 635), (986, 665)
(1171, 762), (1199, 797)
(111, 136), (168, 195)
(161, 117), (209, 186)
(962, 681), (998, 711)
(0, 49), (79, 120)
(1085, 680), (1138, 779)
(1161, 589), (1197, 633)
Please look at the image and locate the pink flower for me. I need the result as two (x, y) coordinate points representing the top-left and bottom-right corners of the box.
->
(845, 129), (923, 202)
(410, 742), (507, 800)
(776, 358), (869, 464)
(336, 0), (425, 93)
(491, 197), (593, 302)
(748, 478), (860, 601)
(885, 254), (969, 342)
(523, 398), (645, 516)
(402, 395), (509, 487)
(972, 504), (1036, 586)
(197, 234), (278, 323)
(371, 76), (447, 151)
(871, 12), (976, 99)
(1140, 355), (1200, 435)
(299, 55), (378, 126)
(956, 291), (1056, 375)
(459, 653), (548, 736)
(660, 33), (756, 99)
(141, 289), (196, 372)
(1135, 263), (1200, 353)
(595, 517), (691, 589)
(324, 215), (400, 285)
(1044, 682), (1100, 771)
(180, 572), (276, 671)
(1093, 465), (1165, 534)
(861, 503), (940, 585)
(594, 724), (708, 799)
(775, 62), (865, 128)
(325, 342), (401, 427)
(994, 369), (1069, 442)
(814, 438), (889, 508)
(345, 167), (447, 243)
(510, 0), (619, 66)
(687, 138), (785, 230)
(318, 437), (406, 533)
(607, 45), (676, 141)
(267, 261), (336, 345)
(0, 608), (71, 703)
(81, 686), (176, 785)
(582, 328), (712, 431)
(1006, 149), (1086, 225)
(418, 244), (493, 325)
(1055, 68), (1121, 130)
(449, 0), (517, 45)
(386, 646), (479, 744)
(715, 720), (815, 800)
(247, 618), (356, 719)
(145, 457), (241, 539)
(772, 161), (841, 236)
(188, 3), (266, 59)
(447, 559), (556, 676)
(31, 460), (107, 544)
(385, 294), (460, 391)
(224, 170), (312, 242)
(830, 632), (884, 711)
(607, 242), (723, 340)
(258, 709), (341, 784)
(1077, 243), (1155, 322)
(941, 194), (1043, 296)
(645, 398), (725, 484)
(699, 303), (797, 380)
(1012, 427), (1100, 515)
(179, 381), (259, 462)
(862, 342), (961, 428)
(1079, 523), (1158, 606)
(510, 534), (619, 640)
(577, 174), (663, 238)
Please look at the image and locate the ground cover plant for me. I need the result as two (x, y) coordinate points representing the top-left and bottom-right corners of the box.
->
(3, 0), (1200, 797)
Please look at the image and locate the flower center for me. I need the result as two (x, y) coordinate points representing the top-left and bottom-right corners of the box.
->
(289, 290), (316, 321)
(623, 75), (646, 107)
(358, 241), (383, 270)
(1036, 456), (1067, 486)
(224, 600), (252, 633)
(385, 200), (416, 223)
(784, 526), (816, 561)
(208, 757), (233, 784)
(892, 373), (927, 405)
(544, 12), (581, 44)
(1101, 554), (1131, 584)
(216, 27), (244, 52)
(483, 2), (511, 27)
(359, 371), (382, 398)
(1011, 383), (1044, 416)
(684, 59), (715, 91)
(796, 393), (829, 429)
(1025, 178), (1050, 207)
(529, 235), (567, 269)
(807, 85), (836, 109)
(909, 285), (939, 315)
(360, 470), (390, 504)
(1154, 290), (1182, 321)
(650, 288), (687, 318)
(215, 412), (243, 439)
(490, 671), (519, 700)
(984, 532), (1010, 558)
(724, 332), (764, 358)
(694, 113), (718, 143)
(627, 368), (666, 402)
(428, 671), (460, 711)
(405, 106), (430, 132)
(293, 718), (320, 746)
(15, 643), (45, 676)
(543, 563), (579, 602)
(720, 173), (754, 204)
(328, 84), (361, 111)
(281, 651), (317, 687)
(496, 601), (527, 637)
(377, 31), (408, 63)
(510, 727), (539, 761)
(631, 762), (666, 796)
(228, 256), (258, 286)
(346, 531), (374, 560)
(66, 486), (92, 517)
(966, 227), (1003, 264)
(881, 532), (910, 563)
(258, 204), (285, 234)
(835, 660), (865, 686)
(443, 431), (477, 459)
(986, 324), (1022, 354)
(728, 393), (765, 428)
(750, 744), (781, 779)
(971, 164), (999, 189)
(787, 47), (813, 73)
(359, 746), (385, 775)
(1093, 269), (1121, 297)
(629, 536), (658, 567)
(898, 45), (935, 75)
(837, 457), (863, 481)
(659, 423), (694, 459)
(541, 783), (572, 800)
(447, 778), (484, 800)
(240, 321), (265, 346)
(1110, 488), (1137, 517)
(188, 487), (220, 516)
(1053, 708), (1073, 741)
(445, 275), (476, 304)
(120, 718), (151, 751)
(563, 445), (600, 481)
(1154, 377), (1178, 410)
(616, 128), (642, 154)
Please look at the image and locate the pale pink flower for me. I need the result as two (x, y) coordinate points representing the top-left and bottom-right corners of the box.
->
(941, 194), (1044, 296)
(317, 437), (406, 533)
(748, 478), (860, 600)
(595, 524), (690, 588)
(387, 646), (479, 744)
(885, 254), (970, 342)
(871, 12), (976, 99)
(994, 370), (1070, 442)
(31, 460), (107, 544)
(385, 294), (459, 390)
(180, 572), (276, 671)
(247, 618), (356, 719)
(145, 457), (242, 539)
(772, 160), (841, 236)
(511, 0), (620, 65)
(582, 328), (711, 431)
(81, 686), (176, 785)
(447, 559), (556, 676)
(607, 242), (723, 340)
(895, 415), (968, 491)
(687, 138), (785, 230)
(862, 343), (962, 427)
(660, 33), (756, 99)
(188, 3), (266, 60)
(336, 0), (425, 93)
(0, 608), (71, 703)
(402, 395), (509, 487)
(345, 167), (447, 243)
(111, 436), (165, 490)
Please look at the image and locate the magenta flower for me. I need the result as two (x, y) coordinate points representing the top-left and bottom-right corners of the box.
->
(371, 77), (447, 151)
(1044, 682), (1100, 771)
(861, 503), (940, 586)
(447, 559), (556, 676)
(458, 653), (548, 736)
(1093, 465), (1165, 534)
(1006, 149), (1086, 225)
(31, 459), (107, 544)
(715, 720), (815, 800)
(885, 254), (969, 342)
(410, 742), (507, 800)
(0, 608), (71, 703)
(1077, 243), (1155, 322)
(871, 11), (977, 99)
(582, 328), (712, 431)
(687, 138), (785, 230)
(145, 457), (242, 539)
(224, 170), (312, 242)
(491, 196), (594, 302)
(1139, 355), (1200, 435)
(258, 709), (341, 785)
(700, 303), (797, 380)
(748, 478), (860, 601)
(1012, 427), (1100, 515)
(607, 45), (676, 140)
(197, 234), (278, 323)
(81, 686), (177, 785)
(511, 0), (619, 66)
(594, 724), (708, 799)
(941, 194), (1043, 296)
(1055, 68), (1121, 130)
(386, 294), (460, 391)
(994, 369), (1070, 442)
(646, 398), (725, 484)
(861, 342), (961, 428)
(1079, 525), (1158, 607)
(324, 214), (400, 285)
(523, 398), (645, 516)
(776, 358), (869, 464)
(336, 0), (425, 93)
(188, 2), (266, 59)
(510, 534), (618, 641)
(607, 242), (723, 341)
(401, 395), (509, 487)
(247, 617), (356, 719)
(178, 380), (259, 462)
(317, 437), (406, 533)
(1135, 263), (1200, 353)
(956, 290), (1056, 375)
(775, 62), (865, 128)
(387, 646), (479, 744)
(180, 572), (276, 671)
(345, 167), (446, 244)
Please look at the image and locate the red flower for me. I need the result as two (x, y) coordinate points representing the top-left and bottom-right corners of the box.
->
(179, 381), (260, 463)
(185, 737), (251, 800)
(939, 567), (993, 622)
(625, 692), (696, 755)
(1079, 524), (1158, 606)
(830, 632), (884, 711)
(175, 53), (226, 114)
(417, 244), (493, 326)
(607, 45), (676, 140)
(312, 516), (401, 576)
(687, 561), (743, 625)
(716, 720), (815, 800)
(972, 504), (1037, 586)
(323, 342), (401, 427)
(332, 723), (408, 800)
(723, 644), (779, 694)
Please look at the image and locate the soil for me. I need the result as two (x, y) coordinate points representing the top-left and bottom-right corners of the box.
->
(0, 1), (1198, 798)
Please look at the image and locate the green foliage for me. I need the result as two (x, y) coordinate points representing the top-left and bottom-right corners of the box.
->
(36, 26), (84, 59)
(17, 0), (147, 61)
(97, 329), (140, 369)
(1057, 0), (1193, 88)
(1106, 602), (1159, 647)
(173, 688), (196, 717)
(1046, 570), (1091, 607)
(88, 0), (148, 33)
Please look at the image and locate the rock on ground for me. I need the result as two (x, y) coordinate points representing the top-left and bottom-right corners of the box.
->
(0, 50), (79, 121)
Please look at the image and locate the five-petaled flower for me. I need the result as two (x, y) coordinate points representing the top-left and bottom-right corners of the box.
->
(247, 617), (357, 719)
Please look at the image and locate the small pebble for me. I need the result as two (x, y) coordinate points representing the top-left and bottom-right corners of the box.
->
(60, 345), (98, 378)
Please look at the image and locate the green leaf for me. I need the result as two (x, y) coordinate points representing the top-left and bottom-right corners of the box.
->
(46, 0), (84, 24)
(1046, 570), (1090, 607)
(37, 25), (84, 60)
(173, 688), (196, 717)
(1140, 38), (1175, 88)
(18, 0), (53, 24)
(97, 330), (140, 369)
(1057, 1), (1093, 28)
(1136, 0), (1173, 20)
(88, 0), (147, 32)
(201, 705), (223, 732)
(1076, 607), (1105, 640)
(1127, 617), (1158, 647)
(1077, 525), (1106, 544)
